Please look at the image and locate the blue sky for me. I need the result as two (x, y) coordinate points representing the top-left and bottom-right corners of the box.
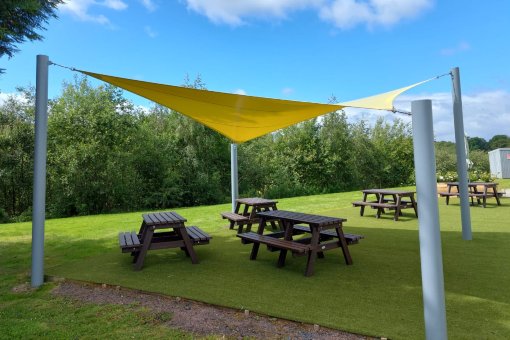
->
(1, 0), (509, 141)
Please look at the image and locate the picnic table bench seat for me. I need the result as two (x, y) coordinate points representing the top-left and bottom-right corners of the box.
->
(186, 226), (213, 244)
(220, 211), (250, 231)
(119, 231), (141, 253)
(439, 191), (502, 198)
(438, 192), (459, 197)
(221, 211), (250, 223)
(237, 232), (310, 254)
(352, 201), (401, 209)
(292, 225), (364, 245)
(118, 226), (212, 253)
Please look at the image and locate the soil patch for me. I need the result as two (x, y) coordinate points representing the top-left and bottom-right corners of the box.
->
(50, 280), (376, 339)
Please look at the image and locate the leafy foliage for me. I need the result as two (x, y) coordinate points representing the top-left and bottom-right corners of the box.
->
(0, 88), (35, 220)
(435, 140), (493, 182)
(0, 0), (63, 73)
(7, 76), (505, 222)
(488, 134), (510, 150)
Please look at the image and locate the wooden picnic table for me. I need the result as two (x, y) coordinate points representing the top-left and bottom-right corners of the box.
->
(118, 211), (211, 270)
(352, 189), (418, 221)
(237, 210), (362, 277)
(439, 182), (502, 208)
(221, 197), (279, 233)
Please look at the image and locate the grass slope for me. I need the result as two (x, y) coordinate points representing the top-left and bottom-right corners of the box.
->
(1, 185), (509, 339)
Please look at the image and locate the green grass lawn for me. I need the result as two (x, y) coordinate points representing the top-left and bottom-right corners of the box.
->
(1, 184), (509, 339)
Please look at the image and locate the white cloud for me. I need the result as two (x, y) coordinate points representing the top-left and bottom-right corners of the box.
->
(185, 0), (321, 25)
(344, 90), (510, 141)
(144, 26), (158, 38)
(103, 0), (127, 10)
(140, 0), (157, 12)
(184, 0), (433, 28)
(319, 0), (433, 29)
(440, 41), (471, 56)
(0, 93), (12, 105)
(0, 92), (28, 106)
(60, 0), (128, 25)
(234, 89), (247, 95)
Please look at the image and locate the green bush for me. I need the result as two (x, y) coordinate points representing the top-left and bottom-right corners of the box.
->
(469, 170), (494, 182)
(436, 170), (494, 183)
(437, 171), (458, 182)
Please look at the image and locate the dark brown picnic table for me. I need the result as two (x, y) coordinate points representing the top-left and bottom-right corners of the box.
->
(221, 197), (278, 233)
(352, 189), (418, 221)
(237, 210), (362, 277)
(118, 211), (211, 270)
(439, 182), (502, 208)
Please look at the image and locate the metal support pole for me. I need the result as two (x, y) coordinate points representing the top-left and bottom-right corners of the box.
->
(32, 55), (50, 288)
(230, 143), (239, 212)
(451, 67), (472, 240)
(412, 100), (448, 340)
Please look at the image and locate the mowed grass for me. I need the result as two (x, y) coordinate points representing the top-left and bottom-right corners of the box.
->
(1, 183), (509, 339)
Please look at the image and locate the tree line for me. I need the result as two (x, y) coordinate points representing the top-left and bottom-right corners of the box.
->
(1, 76), (505, 223)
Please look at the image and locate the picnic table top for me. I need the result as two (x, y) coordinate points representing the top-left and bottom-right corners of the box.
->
(257, 210), (346, 226)
(142, 211), (187, 226)
(362, 189), (416, 195)
(236, 197), (278, 205)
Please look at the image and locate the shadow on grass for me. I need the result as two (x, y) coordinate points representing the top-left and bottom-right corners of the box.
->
(41, 226), (510, 340)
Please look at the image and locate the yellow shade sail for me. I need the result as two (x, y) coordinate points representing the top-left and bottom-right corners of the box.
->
(81, 70), (432, 143)
(338, 78), (435, 110)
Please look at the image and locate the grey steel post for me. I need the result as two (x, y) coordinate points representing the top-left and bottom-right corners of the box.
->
(32, 55), (50, 287)
(412, 100), (448, 340)
(230, 143), (239, 212)
(451, 67), (472, 240)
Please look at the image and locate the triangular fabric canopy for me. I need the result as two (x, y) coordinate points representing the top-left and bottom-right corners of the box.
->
(81, 70), (430, 143)
(338, 78), (435, 110)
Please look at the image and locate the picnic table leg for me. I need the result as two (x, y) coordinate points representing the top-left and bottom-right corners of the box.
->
(230, 202), (242, 230)
(304, 228), (320, 277)
(446, 185), (451, 205)
(277, 250), (288, 267)
(238, 222), (245, 234)
(264, 205), (279, 230)
(133, 224), (149, 264)
(394, 196), (402, 221)
(376, 193), (385, 218)
(473, 186), (482, 206)
(134, 225), (154, 271)
(394, 194), (403, 216)
(335, 225), (353, 265)
(360, 192), (368, 216)
(250, 216), (267, 260)
(277, 220), (293, 268)
(481, 186), (487, 208)
(177, 227), (199, 264)
(410, 194), (418, 217)
(493, 186), (501, 205)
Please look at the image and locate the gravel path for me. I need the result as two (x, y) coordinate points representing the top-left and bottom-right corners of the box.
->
(50, 280), (376, 340)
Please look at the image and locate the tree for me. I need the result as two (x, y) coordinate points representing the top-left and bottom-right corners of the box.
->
(467, 136), (489, 152)
(488, 134), (510, 150)
(0, 0), (63, 72)
(0, 87), (35, 220)
(47, 76), (142, 216)
(319, 110), (354, 191)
